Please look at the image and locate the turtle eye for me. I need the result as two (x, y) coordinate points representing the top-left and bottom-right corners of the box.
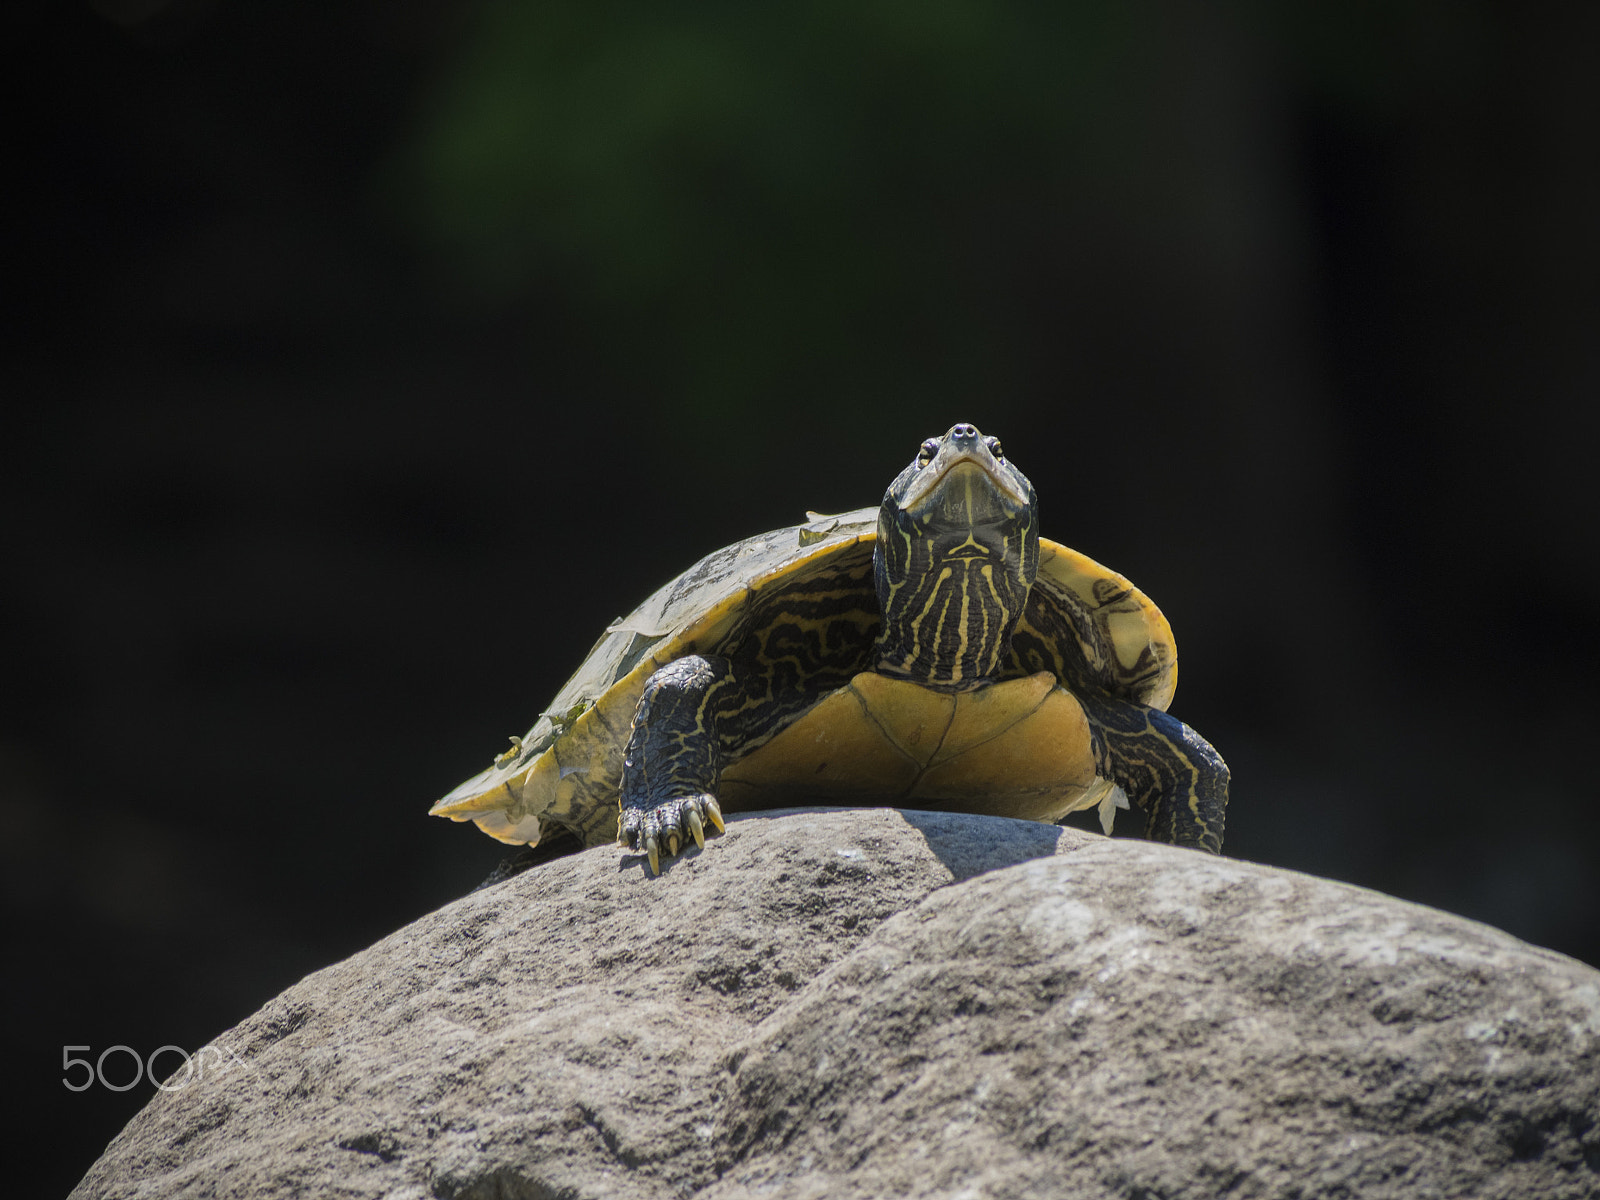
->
(985, 436), (1003, 460)
(915, 438), (939, 468)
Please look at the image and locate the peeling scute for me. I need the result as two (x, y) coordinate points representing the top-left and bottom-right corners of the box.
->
(431, 509), (882, 834)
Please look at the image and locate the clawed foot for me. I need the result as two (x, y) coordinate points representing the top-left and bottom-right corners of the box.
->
(619, 793), (726, 875)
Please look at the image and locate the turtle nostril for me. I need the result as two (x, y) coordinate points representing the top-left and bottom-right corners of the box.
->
(954, 423), (976, 439)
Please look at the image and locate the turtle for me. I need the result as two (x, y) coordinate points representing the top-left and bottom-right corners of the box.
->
(431, 422), (1229, 872)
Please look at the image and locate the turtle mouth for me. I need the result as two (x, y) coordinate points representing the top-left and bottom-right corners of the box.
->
(902, 460), (1029, 548)
(901, 447), (1028, 518)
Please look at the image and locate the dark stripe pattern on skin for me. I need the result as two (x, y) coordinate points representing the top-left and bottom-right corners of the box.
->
(618, 557), (882, 863)
(618, 424), (1228, 869)
(1007, 581), (1227, 852)
(872, 488), (1037, 692)
(1076, 690), (1228, 853)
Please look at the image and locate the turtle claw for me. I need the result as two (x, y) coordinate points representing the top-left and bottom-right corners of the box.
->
(621, 792), (724, 874)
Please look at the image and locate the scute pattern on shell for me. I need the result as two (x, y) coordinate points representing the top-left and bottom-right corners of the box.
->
(1016, 542), (1177, 712)
(430, 506), (1177, 848)
(429, 510), (881, 837)
(547, 510), (881, 760)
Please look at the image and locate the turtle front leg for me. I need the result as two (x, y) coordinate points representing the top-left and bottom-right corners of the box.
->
(1080, 693), (1229, 854)
(619, 654), (733, 874)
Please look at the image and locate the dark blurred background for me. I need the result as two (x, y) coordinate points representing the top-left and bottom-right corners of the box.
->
(5, 1), (1597, 1193)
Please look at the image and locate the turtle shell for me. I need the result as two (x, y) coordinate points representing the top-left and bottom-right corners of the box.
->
(430, 507), (1176, 848)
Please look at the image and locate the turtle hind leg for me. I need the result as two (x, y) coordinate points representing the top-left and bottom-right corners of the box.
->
(1081, 693), (1229, 854)
(619, 654), (732, 874)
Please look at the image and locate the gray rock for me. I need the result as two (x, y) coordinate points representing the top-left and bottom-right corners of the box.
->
(73, 808), (1600, 1200)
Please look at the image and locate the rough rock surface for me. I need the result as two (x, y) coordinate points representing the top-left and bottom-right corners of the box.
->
(75, 808), (1600, 1200)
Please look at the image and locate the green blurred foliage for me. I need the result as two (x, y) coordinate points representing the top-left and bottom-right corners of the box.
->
(401, 2), (1142, 446)
(395, 0), (1501, 467)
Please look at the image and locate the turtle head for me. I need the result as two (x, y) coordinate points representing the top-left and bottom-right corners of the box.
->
(873, 422), (1039, 689)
